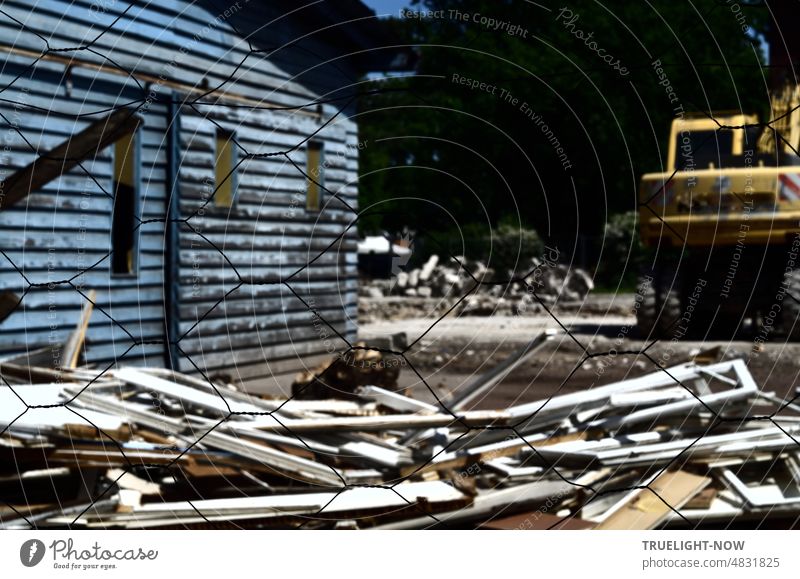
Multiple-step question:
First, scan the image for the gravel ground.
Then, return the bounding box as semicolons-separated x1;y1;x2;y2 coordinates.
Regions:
358;293;800;409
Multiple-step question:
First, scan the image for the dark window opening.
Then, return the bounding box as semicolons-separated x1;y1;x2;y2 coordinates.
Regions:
111;131;138;275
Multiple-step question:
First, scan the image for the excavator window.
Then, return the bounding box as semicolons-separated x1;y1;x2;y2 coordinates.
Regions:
676;130;733;169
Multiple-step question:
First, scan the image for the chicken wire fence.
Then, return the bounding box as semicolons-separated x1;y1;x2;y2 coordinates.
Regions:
0;0;799;530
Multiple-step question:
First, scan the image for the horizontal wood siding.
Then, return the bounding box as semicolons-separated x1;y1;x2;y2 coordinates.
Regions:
0;0;359;387
176;100;359;386
0;55;168;369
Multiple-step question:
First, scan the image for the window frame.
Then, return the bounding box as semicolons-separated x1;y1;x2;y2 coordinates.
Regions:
306;140;324;212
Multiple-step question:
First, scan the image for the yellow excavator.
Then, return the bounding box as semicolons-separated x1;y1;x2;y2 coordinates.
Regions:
636;83;800;340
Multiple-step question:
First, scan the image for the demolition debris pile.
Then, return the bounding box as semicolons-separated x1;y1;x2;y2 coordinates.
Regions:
2;344;799;529
359;254;594;318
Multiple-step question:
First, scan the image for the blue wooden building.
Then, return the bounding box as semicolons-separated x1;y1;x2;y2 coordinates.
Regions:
0;0;412;391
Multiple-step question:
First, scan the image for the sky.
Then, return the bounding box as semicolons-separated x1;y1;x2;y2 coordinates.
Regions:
362;0;413;18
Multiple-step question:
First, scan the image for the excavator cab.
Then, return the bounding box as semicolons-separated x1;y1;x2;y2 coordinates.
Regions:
636;111;800;339
665;114;758;173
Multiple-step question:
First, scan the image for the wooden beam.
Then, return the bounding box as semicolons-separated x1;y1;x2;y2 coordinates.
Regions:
0;45;319;117
0;110;141;211
593;470;711;530
0;290;20;322
62;289;96;369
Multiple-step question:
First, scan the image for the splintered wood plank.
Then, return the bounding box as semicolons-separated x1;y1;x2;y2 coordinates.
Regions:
594;470;711;530
112;367;266;415
62;289;96;369
0;383;127;438
684;486;718;510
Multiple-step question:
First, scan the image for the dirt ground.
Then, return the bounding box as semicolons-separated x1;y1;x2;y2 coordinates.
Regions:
358;292;800;409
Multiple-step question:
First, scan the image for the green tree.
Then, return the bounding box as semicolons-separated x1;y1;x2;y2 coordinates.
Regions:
358;0;768;273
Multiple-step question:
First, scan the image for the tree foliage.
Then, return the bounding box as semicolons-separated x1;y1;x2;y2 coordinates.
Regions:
358;0;768;272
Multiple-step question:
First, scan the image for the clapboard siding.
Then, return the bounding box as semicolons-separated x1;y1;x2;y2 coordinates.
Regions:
0;0;361;386
175;97;359;377
0;0;349;109
0;50;166;367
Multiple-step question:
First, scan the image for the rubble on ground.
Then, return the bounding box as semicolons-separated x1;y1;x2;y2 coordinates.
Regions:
359;255;595;318
2;333;798;529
